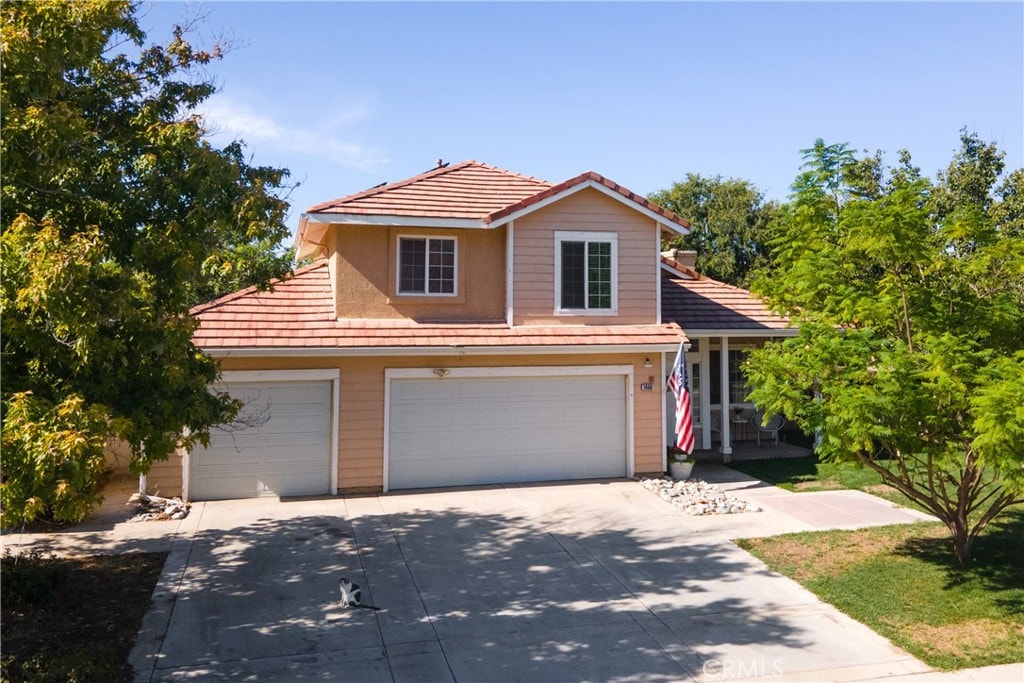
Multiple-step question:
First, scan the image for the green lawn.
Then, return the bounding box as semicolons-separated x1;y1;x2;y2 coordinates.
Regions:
738;508;1024;670
728;455;916;507
729;454;1024;670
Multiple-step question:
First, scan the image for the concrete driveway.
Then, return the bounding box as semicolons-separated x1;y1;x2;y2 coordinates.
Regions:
127;467;948;682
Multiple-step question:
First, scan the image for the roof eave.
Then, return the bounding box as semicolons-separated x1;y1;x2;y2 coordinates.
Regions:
678;327;799;338
294;212;489;261
294;213;324;262
201;342;685;358
306;211;486;228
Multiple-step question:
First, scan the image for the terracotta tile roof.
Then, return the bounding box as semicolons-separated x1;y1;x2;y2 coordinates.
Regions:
305;161;691;230
307;161;552;220
296;160;691;260
192;262;684;351
661;269;792;333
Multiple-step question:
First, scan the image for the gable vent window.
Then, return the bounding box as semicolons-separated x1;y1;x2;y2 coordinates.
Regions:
555;232;617;313
398;237;456;295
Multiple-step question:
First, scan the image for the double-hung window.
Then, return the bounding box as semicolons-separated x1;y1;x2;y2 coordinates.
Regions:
397;237;456;295
555;232;617;313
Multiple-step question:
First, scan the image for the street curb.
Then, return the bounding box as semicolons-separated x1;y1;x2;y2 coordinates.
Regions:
128;508;203;682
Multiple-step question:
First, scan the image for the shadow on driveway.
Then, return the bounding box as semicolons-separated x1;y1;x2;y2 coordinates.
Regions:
132;483;926;681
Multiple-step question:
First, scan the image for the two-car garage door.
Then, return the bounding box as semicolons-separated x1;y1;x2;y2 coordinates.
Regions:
187;367;631;499
386;369;630;491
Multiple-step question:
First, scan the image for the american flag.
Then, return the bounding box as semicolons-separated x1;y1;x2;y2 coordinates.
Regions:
667;340;695;454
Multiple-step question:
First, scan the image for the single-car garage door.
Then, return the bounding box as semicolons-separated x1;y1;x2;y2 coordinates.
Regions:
387;369;629;490
189;378;333;500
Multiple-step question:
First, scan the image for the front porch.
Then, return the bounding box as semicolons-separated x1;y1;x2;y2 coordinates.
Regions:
693;440;812;464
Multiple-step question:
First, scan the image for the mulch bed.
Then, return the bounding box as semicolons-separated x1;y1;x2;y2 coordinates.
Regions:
1;551;167;683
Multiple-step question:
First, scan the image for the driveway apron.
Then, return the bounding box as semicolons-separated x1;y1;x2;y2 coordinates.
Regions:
133;478;934;682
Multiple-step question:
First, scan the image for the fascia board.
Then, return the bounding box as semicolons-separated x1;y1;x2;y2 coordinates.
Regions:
659;262;693;278
683;328;799;338
385;364;635;380
202;343;682;358
303;212;485;229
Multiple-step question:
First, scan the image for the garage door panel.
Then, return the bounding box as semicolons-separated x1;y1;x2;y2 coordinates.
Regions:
392;380;459;401
512;376;613;399
388;373;627;490
391;447;624;489
191;379;332;500
197;435;326;464
390;404;456;429
450;380;513;400
511;397;621;426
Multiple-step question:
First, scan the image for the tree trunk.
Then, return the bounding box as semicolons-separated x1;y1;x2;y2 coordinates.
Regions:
949;517;975;568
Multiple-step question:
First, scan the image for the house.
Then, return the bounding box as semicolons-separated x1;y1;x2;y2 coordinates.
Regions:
142;161;792;501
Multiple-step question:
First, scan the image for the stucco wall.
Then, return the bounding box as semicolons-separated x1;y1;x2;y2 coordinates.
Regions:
330;224;506;321
218;352;665;492
512;188;659;325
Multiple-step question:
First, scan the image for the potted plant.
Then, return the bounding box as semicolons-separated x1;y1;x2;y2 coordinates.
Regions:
667;447;695;480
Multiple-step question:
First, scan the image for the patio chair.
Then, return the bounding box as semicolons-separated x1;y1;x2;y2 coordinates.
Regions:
708;413;721;440
751;412;784;447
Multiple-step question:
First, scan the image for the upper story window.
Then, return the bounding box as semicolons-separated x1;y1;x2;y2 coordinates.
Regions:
397;237;456;296
555;231;617;314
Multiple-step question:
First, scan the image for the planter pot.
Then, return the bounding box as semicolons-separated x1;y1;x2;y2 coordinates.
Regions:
669;461;694;480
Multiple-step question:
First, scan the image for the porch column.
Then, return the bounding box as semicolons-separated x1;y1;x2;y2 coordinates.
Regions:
700;339;712;451
720;335;732;461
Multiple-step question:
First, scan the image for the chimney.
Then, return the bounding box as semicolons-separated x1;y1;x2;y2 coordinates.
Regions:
675;250;697;269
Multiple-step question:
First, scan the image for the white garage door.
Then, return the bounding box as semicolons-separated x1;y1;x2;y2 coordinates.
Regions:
189;379;333;500
387;372;628;490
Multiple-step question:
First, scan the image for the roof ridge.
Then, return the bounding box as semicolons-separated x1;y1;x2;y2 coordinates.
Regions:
468;160;552;187
189;260;329;315
305;161;473;213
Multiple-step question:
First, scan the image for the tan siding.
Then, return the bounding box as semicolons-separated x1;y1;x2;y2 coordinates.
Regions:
146;453;183;498
217;353;664;493
338;361;384;489
104;437;132;470
512;188;658;325
104;437;184;498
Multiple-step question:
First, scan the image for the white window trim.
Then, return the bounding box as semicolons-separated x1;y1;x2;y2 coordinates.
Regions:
395;235;458;297
553;230;618;315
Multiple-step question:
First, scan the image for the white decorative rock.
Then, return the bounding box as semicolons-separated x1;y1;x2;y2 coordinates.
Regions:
638;477;761;516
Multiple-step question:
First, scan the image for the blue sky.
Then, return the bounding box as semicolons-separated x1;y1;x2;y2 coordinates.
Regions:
140;2;1024;232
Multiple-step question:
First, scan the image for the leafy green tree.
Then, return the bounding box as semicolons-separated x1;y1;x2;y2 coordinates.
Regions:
1;1;293;525
747;133;1024;566
649;174;778;286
